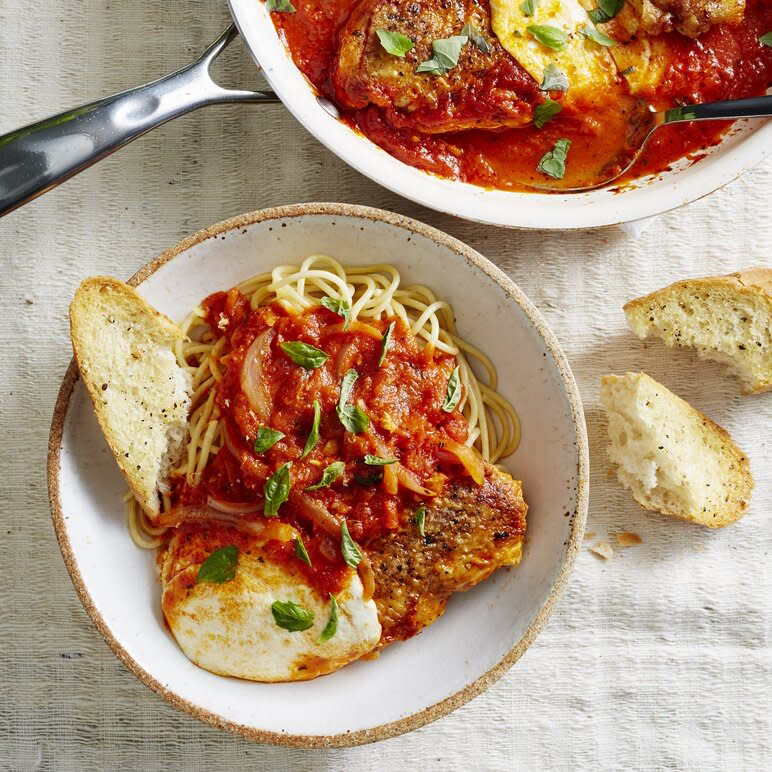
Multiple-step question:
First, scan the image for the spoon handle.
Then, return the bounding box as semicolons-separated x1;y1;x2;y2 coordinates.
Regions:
662;94;772;124
0;25;279;218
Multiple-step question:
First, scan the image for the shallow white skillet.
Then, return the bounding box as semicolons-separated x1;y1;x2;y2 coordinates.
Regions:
48;204;589;745
0;5;769;227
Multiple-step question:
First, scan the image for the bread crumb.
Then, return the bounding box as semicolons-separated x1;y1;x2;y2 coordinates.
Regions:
583;531;596;541
614;531;642;548
591;542;614;560
24;295;34;305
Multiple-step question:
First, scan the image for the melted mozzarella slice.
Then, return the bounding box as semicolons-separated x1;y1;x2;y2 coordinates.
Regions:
489;0;618;100
161;525;381;681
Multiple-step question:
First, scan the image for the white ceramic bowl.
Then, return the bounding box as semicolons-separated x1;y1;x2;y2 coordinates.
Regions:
48;204;589;745
229;0;771;230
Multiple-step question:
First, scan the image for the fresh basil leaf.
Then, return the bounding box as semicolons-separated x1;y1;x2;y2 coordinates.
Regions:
318;594;339;642
364;454;397;466
415;505;426;537
588;0;625;23
460;22;492;53
306;461;345;490
537;138;571;180
294;537;312;566
266;0;296;12
196;545;238;584
301;399;321;459
540;63;569;92
340;521;362;568
320;296;351;327
379;321;395;367
254;426;285;454
527;24;569;51
337;369;370;433
581;26;616;46
376;29;414;57
442;366;462;413
761;31;772;47
519;0;538;16
416;35;468;75
280;341;329;369
264;462;291;516
533;98;563;129
271;600;314;632
354;470;384;486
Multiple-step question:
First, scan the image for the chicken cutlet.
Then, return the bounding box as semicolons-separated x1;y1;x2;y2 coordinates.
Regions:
332;0;540;133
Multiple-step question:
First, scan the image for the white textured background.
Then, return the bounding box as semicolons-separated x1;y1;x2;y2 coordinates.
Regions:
1;2;770;770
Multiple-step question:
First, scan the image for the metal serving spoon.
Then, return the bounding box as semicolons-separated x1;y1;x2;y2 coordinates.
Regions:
535;94;772;192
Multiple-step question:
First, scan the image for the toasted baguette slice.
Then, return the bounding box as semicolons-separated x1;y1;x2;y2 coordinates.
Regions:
600;372;753;528
70;277;192;518
624;268;772;394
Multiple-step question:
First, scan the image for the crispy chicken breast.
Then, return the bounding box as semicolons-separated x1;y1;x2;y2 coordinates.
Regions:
332;0;539;133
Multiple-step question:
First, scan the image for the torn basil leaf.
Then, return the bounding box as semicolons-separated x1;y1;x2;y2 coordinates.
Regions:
533;98;562;129
301;399;321;459
379;321;395;366
760;31;772;48
340;521;363;568
264;462;291;516
527;24;568;51
294;537;312;566
417;35;468;75
364;455;397;466
588;0;625;23
271;600;314;632
376;29;414;57
337;369;370;433
280;340;329;369
415;505;426;537
320;296;352;326
540;63;569;92
519;0;538;16
537;138;571;180
306;461;345;490
460;22;492;54
196;545;238;584
581;26;616;46
254;426;285;454
442;366;462;412
318;594;339;642
266;0;296;12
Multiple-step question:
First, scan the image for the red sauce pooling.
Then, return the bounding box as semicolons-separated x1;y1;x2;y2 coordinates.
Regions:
173;292;469;594
271;0;772;191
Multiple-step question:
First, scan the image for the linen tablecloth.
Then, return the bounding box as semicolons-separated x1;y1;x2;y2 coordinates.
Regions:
1;3;770;769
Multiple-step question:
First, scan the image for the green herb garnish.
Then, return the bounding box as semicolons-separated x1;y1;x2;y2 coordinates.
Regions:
460;22;492;53
580;26;616;47
301;399;321;459
527;25;569;51
340;521;362;568
337;369;370;433
588;0;625;24
442;366;462;412
415;505;426;537
254;427;285;454
318;594;339;642
519;0;538;16
280;341;329;369
364;454;397;466
537;138;571;180
306;460;345;490
533;98;563;129
271;600;314;632
264;462;291;516
376;29;415;57
540;63;569;92
196;545;238;584
294;537;312;566
416;35;468;75
266;0;296;12
320;296;351;327
379;321;395;366
760;31;772;47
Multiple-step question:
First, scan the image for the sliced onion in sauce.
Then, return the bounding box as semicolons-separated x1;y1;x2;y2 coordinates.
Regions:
240;327;274;421
206;495;262;516
324;321;382;340
290;490;341;537
156;504;266;534
357;551;375;602
439;438;485;486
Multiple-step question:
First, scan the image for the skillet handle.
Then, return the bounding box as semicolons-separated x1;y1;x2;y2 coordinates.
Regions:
0;25;279;217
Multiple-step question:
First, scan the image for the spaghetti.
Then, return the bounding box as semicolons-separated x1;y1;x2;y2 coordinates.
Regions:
128;255;520;548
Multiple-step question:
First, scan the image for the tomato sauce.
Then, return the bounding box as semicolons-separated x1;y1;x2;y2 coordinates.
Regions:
172;293;471;594
270;0;772;191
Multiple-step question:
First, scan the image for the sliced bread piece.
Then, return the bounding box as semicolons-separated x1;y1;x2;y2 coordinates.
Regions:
600;372;753;528
70;277;192;518
624;268;772;394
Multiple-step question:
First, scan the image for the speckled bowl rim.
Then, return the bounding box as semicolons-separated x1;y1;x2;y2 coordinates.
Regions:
48;202;589;747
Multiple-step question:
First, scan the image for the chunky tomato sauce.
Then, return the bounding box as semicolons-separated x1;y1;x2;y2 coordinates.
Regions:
171;290;473;594
271;0;772;191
